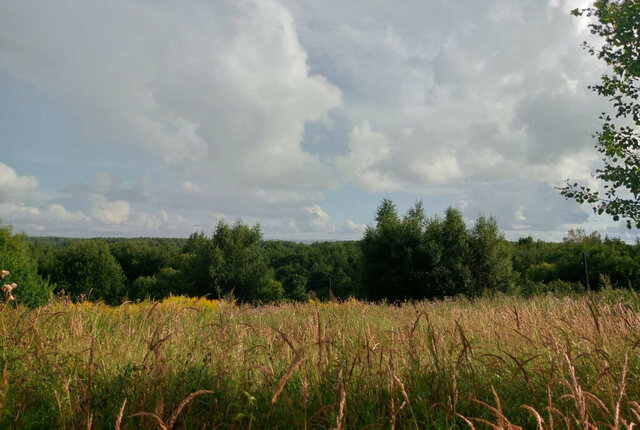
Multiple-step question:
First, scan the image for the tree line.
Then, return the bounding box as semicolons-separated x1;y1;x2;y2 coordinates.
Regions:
3;198;640;307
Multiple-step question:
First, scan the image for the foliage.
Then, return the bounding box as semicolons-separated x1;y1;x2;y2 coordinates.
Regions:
265;240;363;300
109;239;181;286
560;0;640;227
20;213;640;304
50;239;126;305
131;267;182;301
512;229;640;290
362;199;429;300
434;207;474;297
0;222;51;307
469;215;514;294
361;200;513;300
209;221;280;302
178;221;281;302
180;232;216;297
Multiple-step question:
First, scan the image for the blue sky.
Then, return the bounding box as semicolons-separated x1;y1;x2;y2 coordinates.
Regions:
0;0;636;241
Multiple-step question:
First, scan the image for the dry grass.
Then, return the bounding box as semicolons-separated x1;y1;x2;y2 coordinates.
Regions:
1;291;640;428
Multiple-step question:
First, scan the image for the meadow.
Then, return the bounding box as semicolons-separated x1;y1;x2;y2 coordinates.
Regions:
1;290;640;429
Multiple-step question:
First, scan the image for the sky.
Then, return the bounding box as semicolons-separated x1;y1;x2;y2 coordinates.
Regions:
0;0;636;242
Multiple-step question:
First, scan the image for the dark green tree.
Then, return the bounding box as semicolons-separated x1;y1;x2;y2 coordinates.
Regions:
109;239;181;285
131;267;182;300
282;273;308;301
361;199;404;300
51;240;126;305
435;208;472;297
362;200;439;300
210;220;281;302
512;229;640;291
179;232;216;297
560;0;640;227
468;215;513;295
266;240;363;300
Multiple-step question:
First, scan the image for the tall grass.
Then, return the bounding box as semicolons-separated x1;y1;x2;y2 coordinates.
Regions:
1;290;640;428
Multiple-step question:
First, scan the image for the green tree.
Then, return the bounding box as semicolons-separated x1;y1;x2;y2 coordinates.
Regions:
131;267;182;300
435;208;472;297
362;200;440;300
512;229;640;291
560;0;640;227
469;215;513;295
210;221;281;302
0;223;51;307
51;240;126;305
109;239;181;285
180;232;216;297
281;272;308;301
361;199;405;300
362;202;514;300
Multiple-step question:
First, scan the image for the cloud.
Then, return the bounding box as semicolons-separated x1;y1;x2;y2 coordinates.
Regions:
344;218;366;234
0;163;37;200
0;0;341;195
0;202;90;232
286;0;607;235
89;194;131;225
0;0;623;240
337;121;398;192
0;169;195;236
304;204;334;231
0;197;194;237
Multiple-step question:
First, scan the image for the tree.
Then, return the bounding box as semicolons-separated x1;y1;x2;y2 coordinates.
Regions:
109;239;181;285
131;267;182;300
361;199;407;300
560;0;640;227
469;215;513;294
178;222;282;302
281;272;308;301
362;200;514;300
180;232;216;297
362;200;445;300
0;222;51;307
51;240;126;305
435;208;472;297
211;221;282;302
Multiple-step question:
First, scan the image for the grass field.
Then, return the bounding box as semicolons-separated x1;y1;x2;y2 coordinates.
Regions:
1;290;640;429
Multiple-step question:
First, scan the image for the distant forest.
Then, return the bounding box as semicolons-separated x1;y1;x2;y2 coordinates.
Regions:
3;199;640;307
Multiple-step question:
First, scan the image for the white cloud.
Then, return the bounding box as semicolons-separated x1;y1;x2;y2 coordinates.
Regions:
0;202;41;219
304;204;334;231
287;0;607;235
344;218;366;234
0;163;37;200
523;150;600;188
337;121;399;192
0;0;341;198
45;204;91;225
89;194;131;225
0;197;193;237
0;202;90;232
0;0;622;240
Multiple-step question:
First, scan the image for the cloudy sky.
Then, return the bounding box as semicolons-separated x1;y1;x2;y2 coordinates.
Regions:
0;0;634;241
